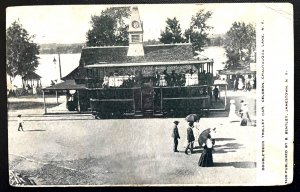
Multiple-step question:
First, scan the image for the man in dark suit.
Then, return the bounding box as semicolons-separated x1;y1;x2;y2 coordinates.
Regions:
185;122;195;154
172;121;180;152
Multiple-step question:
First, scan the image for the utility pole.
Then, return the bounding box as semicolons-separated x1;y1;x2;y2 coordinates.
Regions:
53;50;62;83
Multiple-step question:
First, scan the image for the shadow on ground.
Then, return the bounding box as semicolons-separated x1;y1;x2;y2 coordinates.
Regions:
192;140;243;154
215;138;236;141
213;161;256;168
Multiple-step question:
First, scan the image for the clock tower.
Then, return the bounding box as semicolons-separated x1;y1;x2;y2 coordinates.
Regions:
127;6;144;57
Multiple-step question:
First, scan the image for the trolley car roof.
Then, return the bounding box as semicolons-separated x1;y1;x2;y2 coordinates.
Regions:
84;59;213;68
80;43;199;66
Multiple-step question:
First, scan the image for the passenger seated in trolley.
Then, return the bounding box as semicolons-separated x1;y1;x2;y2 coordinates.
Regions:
102;75;109;88
159;70;168;87
103;72;136;88
185;69;198;86
154;71;160;86
170;70;178;86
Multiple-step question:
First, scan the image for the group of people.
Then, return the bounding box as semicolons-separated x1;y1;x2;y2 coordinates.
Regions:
172;120;215;167
155;70;186;87
232;75;255;92
228;99;252;126
100;69;213;88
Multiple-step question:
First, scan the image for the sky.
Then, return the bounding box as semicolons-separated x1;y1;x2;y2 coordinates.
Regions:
6;3;260;44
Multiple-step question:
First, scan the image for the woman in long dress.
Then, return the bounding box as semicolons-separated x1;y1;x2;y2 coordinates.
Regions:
198;134;214;167
228;99;239;122
240;102;251;126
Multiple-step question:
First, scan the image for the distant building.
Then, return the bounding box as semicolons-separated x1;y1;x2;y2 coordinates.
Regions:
217;62;256;90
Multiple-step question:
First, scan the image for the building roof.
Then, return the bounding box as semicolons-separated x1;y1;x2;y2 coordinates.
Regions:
61;67;80;80
43;80;86;90
23;71;41;80
217;68;255;75
79;43;195;66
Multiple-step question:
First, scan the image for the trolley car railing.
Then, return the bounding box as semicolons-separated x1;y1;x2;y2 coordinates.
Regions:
89;85;211;118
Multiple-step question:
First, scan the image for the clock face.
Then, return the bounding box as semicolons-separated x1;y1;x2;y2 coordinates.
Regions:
132;21;140;28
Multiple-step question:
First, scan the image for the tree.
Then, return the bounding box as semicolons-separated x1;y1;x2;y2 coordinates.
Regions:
224;22;256;69
184;9;213;52
159;17;185;44
6;20;40;87
86;7;131;46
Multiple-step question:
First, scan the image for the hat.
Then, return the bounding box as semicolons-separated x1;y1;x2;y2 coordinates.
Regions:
230;99;235;104
17;115;21;117
173;121;179;124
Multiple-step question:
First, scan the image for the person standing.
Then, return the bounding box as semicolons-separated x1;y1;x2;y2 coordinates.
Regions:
228;99;239;122
172;121;180;152
213;86;219;102
17;115;24;131
193;119;201;147
185;122;195;154
198;134;214;167
240;102;251;126
33;84;37;95
234;77;239;91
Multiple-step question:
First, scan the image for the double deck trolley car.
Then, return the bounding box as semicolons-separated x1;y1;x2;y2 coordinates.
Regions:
86;59;214;118
43;7;215;118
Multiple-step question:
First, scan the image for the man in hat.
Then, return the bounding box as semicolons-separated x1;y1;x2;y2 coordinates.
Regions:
185;122;195;154
17;115;24;131
172;121;180;152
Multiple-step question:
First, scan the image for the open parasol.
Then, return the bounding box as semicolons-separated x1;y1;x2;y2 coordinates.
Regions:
198;128;212;147
185;114;199;122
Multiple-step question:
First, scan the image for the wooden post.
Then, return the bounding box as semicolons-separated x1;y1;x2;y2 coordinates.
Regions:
43;91;47;114
224;85;227;110
206;63;208;73
140;87;143;111
58;53;62;80
77;90;81;113
160;87;163;113
132;88;135;113
56;91;58;104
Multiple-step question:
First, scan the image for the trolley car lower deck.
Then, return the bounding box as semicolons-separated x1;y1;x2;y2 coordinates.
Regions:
89;85;210;118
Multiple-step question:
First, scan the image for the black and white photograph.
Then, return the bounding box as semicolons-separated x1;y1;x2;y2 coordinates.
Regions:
6;3;293;186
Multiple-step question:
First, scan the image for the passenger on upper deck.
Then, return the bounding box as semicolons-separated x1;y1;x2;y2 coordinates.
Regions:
102;75;109;88
154;71;160;86
170;70;178;86
159;71;168;87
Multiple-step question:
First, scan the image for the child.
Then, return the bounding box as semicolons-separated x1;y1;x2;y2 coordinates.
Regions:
17;115;24;131
172;121;180;152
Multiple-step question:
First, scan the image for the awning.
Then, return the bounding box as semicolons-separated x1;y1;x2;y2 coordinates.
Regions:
42;80;87;90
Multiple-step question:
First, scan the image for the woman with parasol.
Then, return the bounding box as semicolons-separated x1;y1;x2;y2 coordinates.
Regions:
198;134;214;167
198;127;216;148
